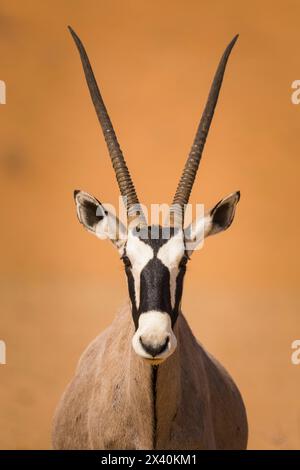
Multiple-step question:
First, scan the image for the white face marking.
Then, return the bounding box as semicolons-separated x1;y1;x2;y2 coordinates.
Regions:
157;231;185;308
132;311;177;362
126;230;154;309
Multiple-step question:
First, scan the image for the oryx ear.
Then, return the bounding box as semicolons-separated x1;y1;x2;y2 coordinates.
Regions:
74;190;127;249
185;191;240;253
205;191;240;236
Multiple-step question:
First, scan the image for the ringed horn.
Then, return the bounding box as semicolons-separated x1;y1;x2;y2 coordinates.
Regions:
68;26;145;226
170;34;238;225
69;26;238;228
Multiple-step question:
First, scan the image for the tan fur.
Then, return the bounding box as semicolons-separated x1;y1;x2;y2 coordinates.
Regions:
52;302;248;449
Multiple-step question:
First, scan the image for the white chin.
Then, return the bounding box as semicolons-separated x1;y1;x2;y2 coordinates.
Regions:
132;311;177;362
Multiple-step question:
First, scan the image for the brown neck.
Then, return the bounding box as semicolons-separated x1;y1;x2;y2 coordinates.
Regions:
124;307;189;449
109;303;212;449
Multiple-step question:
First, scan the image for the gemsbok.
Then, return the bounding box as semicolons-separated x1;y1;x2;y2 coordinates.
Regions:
52;27;248;450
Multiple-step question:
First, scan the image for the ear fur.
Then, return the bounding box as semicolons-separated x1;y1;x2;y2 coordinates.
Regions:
184;191;240;253
74;190;127;249
74;190;106;234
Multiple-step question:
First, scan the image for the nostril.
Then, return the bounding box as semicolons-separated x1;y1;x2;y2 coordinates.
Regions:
139;336;170;357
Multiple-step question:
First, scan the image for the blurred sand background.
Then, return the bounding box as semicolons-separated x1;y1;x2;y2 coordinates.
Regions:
0;0;300;449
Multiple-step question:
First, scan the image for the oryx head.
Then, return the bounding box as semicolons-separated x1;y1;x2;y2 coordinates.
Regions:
69;27;240;364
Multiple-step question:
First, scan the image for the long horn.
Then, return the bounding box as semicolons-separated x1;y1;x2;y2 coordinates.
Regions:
68;26;144;223
171;35;238;223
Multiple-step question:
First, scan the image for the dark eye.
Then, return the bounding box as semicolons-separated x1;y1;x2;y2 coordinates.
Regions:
179;255;189;269
122;255;132;269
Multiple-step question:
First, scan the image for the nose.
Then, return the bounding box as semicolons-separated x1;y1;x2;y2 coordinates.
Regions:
139;335;170;358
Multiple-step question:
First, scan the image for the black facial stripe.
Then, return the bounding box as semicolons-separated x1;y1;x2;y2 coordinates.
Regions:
174;264;186;316
124;226;188;329
125;264;186;329
139;258;172;315
125;267;139;328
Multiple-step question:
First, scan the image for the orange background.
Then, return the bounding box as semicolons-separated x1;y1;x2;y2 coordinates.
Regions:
0;0;300;449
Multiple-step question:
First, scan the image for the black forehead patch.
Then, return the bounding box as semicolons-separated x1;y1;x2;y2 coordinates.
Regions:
132;225;181;254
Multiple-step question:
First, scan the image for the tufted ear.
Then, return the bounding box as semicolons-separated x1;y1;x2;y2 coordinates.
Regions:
184;191;240;253
74;190;127;249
